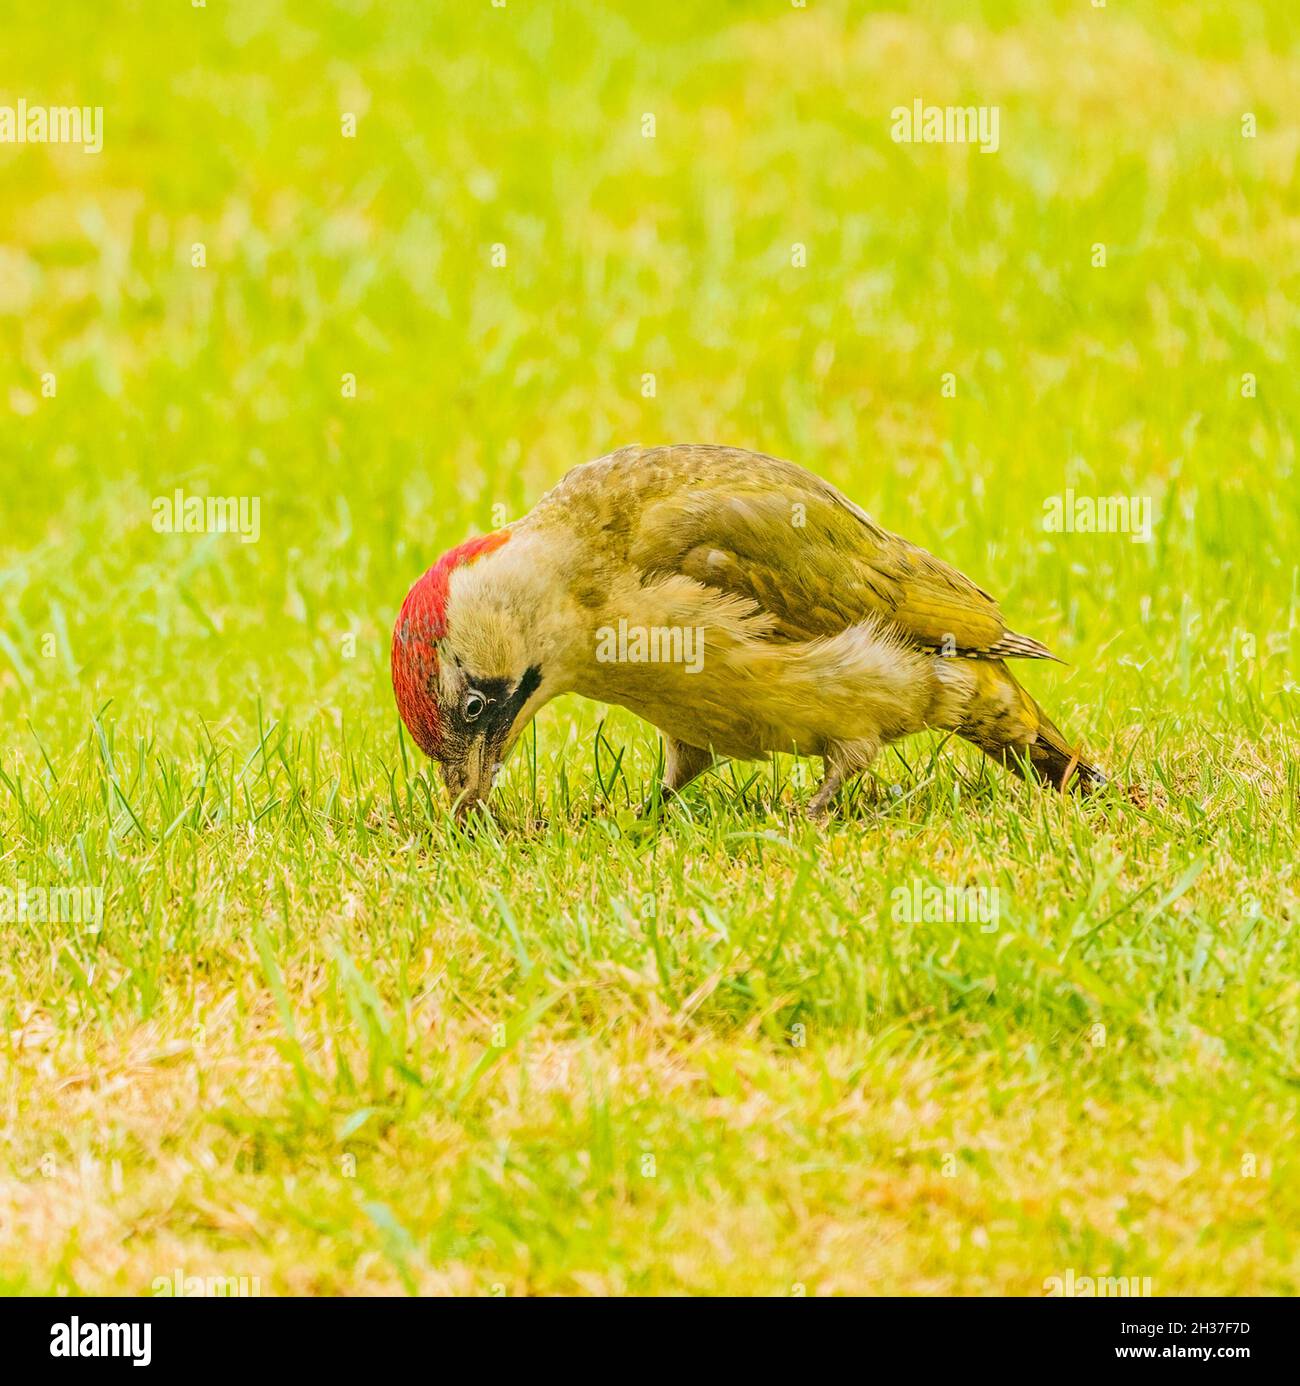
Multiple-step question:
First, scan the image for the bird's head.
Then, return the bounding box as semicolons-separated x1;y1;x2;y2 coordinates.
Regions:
391;529;549;821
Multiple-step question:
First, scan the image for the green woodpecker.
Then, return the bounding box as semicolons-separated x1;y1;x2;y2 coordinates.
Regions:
391;444;1103;820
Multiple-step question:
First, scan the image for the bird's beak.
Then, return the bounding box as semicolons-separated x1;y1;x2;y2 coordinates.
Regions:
441;736;507;823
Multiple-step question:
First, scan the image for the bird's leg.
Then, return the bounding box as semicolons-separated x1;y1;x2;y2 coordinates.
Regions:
806;739;879;821
805;766;845;820
643;738;712;814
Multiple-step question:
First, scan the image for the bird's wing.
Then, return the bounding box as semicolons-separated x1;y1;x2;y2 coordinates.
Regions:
574;444;1051;658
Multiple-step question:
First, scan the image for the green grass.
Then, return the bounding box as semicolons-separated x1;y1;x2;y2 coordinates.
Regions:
2;0;1298;1294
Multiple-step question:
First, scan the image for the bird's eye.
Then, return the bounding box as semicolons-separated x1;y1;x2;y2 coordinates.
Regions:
464;690;487;722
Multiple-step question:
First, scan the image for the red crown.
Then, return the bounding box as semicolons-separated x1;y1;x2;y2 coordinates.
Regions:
391;530;511;758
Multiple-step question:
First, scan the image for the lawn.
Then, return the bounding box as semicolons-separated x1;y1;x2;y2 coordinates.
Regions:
1;0;1298;1295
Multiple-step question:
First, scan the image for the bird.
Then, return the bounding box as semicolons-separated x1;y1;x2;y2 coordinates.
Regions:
390;444;1104;822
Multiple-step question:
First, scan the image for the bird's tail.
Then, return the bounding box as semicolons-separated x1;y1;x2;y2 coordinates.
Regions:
934;658;1105;793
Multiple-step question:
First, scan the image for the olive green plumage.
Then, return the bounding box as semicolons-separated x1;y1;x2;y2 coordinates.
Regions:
520;444;1102;809
532;443;1046;655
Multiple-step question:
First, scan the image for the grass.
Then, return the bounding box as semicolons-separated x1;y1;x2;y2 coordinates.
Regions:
1;0;1298;1295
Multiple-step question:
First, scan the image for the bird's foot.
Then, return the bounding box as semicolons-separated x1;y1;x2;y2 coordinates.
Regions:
805;775;843;822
